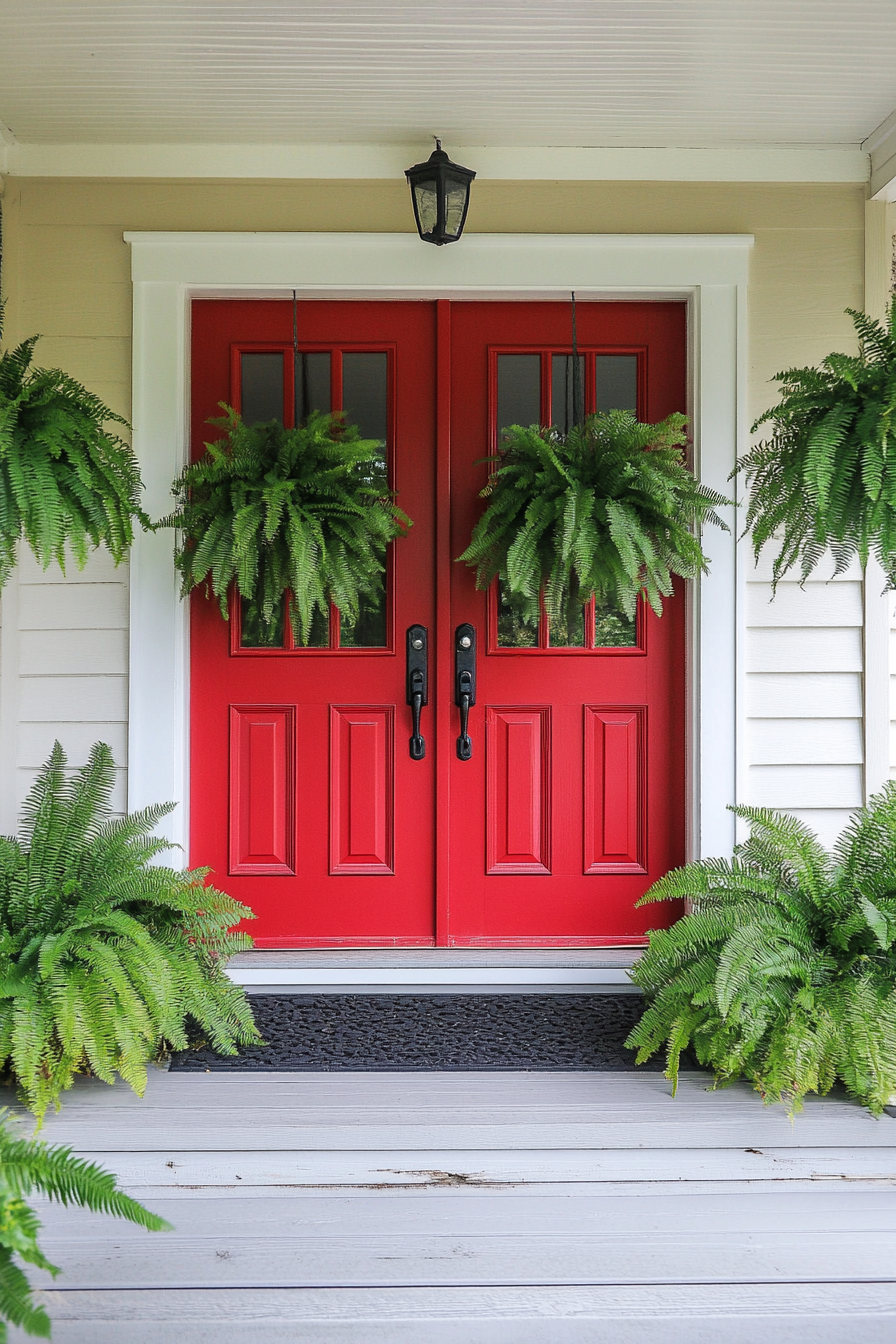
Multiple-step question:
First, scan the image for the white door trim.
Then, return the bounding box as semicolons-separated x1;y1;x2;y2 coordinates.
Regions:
126;231;752;878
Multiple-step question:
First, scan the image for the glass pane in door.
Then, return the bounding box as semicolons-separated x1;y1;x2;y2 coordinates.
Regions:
595;355;638;412
550;354;586;433
340;352;389;647
496;582;538;648
296;351;331;423
497;354;541;433
240;352;284;424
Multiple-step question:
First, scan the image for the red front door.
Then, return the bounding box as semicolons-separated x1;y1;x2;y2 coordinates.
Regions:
190;299;685;947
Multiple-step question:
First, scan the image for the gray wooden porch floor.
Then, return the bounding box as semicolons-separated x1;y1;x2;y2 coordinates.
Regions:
5;1068;896;1341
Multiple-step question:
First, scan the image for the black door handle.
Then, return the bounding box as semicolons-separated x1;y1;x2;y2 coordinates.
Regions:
406;625;428;760
454;623;476;761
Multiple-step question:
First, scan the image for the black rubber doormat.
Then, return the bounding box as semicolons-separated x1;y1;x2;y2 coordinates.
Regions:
170;993;667;1072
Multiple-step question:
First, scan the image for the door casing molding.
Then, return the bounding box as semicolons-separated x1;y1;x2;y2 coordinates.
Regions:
126;231;752;877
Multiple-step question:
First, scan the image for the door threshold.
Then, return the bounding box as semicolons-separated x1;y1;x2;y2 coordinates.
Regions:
226;946;642;993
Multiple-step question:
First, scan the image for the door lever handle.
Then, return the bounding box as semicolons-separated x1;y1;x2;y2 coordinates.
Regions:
406;625;428;760
454;623;477;761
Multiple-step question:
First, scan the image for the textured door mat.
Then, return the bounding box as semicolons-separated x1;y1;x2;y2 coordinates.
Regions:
170;993;671;1072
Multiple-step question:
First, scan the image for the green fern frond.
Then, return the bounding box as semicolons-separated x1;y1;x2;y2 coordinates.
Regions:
0;1110;168;1338
0;333;148;588
458;410;729;630
0;743;261;1123
739;302;896;587
627;784;896;1113
161;408;412;644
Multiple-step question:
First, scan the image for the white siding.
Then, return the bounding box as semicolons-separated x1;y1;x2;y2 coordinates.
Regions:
745;550;864;849
888;615;896;781
5;549;129;824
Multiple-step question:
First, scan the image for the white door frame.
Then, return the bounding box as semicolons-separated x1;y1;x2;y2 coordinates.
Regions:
126;231;752;879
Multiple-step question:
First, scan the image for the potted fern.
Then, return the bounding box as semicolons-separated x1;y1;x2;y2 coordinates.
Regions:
457;410;729;631
627;792;896;1113
738;300;896;587
0;330;147;584
0;742;260;1122
164;407;411;644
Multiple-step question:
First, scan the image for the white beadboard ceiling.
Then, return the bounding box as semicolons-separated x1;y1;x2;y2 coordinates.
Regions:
1;0;895;150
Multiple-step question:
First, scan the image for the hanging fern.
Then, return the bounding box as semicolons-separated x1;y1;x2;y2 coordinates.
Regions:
0;332;147;586
0;742;260;1122
163;408;411;644
457;411;729;629
739;300;896;587
626;792;896;1113
0;1111;169;1339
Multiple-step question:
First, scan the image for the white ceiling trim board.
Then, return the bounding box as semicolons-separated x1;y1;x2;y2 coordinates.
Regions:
865;108;896;200
2;141;869;184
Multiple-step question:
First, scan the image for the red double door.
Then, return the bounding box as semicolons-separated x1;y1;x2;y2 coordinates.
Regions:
190;299;685;947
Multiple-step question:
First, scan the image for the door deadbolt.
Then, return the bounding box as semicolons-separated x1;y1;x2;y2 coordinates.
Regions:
454;623;477;761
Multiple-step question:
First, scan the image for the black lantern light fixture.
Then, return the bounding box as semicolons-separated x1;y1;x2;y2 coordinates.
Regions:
405;139;476;246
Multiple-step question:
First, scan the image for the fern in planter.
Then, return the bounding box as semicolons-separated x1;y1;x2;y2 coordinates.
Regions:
163;408;411;644
0;332;147;586
739;300;896;587
0;742;260;1122
626;792;896;1113
0;1113;169;1339
457;411;729;630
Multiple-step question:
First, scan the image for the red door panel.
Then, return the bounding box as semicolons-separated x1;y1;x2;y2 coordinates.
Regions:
445;302;685;944
190;298;685;946
229;705;296;875
190;301;437;946
486;707;552;875
584;706;647;874
329;705;395;875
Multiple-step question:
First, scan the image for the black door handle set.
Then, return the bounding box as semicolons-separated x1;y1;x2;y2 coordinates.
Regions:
405;623;477;762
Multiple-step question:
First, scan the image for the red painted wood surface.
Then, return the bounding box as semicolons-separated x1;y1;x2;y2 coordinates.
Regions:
190;298;685;946
190;301;436;946
445;302;686;944
229;706;295;875
329;706;394;875
486;708;551;875
584;707;647;874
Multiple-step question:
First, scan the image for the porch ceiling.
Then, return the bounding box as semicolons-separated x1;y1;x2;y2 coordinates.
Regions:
1;0;895;151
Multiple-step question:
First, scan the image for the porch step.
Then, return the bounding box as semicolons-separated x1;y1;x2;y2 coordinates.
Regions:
226;947;642;994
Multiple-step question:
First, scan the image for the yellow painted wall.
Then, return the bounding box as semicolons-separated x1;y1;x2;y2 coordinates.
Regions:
0;177;866;428
0;176;869;839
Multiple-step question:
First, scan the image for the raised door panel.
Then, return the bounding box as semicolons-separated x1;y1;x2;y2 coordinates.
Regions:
486;707;551;874
584;706;646;874
329;706;395;875
229;706;296;875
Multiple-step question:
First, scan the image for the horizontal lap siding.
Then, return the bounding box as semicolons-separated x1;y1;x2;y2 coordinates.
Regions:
890;616;896;782
746;558;863;848
13;549;128;817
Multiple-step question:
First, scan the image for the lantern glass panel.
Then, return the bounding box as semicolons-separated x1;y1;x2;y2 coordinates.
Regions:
444;176;469;238
413;180;439;237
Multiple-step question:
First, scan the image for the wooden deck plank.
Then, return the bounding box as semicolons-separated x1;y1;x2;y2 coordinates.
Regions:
30;1187;896;1238
91;1177;896;1200
1;1069;877;1113
62;1146;896;1187
11;1314;896;1344
19;1113;895;1150
11;1066;896;1339
27;1227;896;1289
226;949;642;968
19;1282;896;1321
